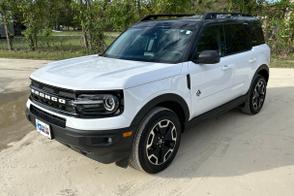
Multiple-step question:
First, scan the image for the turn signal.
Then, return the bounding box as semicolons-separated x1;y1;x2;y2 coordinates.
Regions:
122;131;133;138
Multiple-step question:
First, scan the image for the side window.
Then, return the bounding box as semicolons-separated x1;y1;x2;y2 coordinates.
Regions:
224;24;251;55
250;22;265;46
196;25;224;57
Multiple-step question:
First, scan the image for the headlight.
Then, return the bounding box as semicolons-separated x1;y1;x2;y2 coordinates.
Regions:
103;95;118;112
72;92;123;117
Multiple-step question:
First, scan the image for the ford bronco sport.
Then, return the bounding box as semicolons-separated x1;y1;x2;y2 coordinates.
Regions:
26;12;270;173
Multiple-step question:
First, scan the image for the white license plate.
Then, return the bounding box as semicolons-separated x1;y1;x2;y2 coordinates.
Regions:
35;119;52;139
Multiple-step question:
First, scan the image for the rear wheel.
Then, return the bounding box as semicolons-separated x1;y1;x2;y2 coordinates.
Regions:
241;75;267;114
130;107;181;173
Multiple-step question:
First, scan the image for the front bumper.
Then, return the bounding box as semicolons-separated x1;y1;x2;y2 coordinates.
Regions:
25;106;133;164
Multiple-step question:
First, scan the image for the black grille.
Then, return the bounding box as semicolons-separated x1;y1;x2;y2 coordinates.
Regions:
30;105;66;128
31;80;76;99
30;80;78;116
29;80;124;118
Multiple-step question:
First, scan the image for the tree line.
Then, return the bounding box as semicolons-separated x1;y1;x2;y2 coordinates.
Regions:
0;0;293;57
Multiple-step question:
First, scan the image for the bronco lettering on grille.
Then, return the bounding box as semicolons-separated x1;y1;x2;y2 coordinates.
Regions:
31;89;66;104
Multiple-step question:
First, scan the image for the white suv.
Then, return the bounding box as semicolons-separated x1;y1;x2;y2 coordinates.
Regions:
26;13;270;173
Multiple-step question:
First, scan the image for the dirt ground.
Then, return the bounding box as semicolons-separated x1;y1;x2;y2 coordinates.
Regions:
0;58;50;151
0;58;294;196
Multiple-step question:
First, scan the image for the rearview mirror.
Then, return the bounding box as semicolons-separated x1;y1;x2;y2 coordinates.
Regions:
195;50;220;64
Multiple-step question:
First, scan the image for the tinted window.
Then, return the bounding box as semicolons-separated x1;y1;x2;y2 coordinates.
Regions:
250;22;265;46
224;23;251;55
196;25;224;57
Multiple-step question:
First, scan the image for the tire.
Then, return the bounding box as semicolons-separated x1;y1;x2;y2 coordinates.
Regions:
241;74;267;115
129;107;182;173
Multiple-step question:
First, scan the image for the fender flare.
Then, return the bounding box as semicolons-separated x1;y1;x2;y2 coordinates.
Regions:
130;93;190;129
254;64;269;81
246;64;269;95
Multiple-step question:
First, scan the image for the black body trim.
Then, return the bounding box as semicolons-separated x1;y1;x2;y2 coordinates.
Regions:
130;93;190;129
255;64;269;79
26;106;133;164
30;105;66;128
186;94;247;129
186;74;191;90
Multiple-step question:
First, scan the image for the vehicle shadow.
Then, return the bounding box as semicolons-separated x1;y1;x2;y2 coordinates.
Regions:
158;86;294;178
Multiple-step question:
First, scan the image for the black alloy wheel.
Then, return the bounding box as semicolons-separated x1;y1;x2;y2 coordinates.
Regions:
130;107;182;173
145;119;177;165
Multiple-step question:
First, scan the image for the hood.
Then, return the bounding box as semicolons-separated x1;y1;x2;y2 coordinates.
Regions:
30;55;183;90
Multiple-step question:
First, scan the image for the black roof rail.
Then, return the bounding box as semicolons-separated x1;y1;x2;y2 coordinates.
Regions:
141;14;195;21
203;12;252;19
139;12;253;23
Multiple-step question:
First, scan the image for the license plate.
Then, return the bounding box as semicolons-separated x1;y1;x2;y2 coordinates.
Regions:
35;119;52;139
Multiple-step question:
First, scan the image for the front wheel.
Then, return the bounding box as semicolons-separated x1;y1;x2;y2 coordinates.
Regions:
129;107;182;173
241;75;267;114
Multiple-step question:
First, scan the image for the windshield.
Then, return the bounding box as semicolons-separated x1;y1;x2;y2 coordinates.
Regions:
103;25;196;63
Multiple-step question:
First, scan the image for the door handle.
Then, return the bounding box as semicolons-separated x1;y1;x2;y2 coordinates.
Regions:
249;58;256;63
222;64;232;71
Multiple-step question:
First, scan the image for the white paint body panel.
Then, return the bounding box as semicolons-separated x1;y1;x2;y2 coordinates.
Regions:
185;44;270;118
27;44;270;131
30;55;182;90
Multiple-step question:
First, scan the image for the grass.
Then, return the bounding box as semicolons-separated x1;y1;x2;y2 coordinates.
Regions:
0;31;115;60
50;31;119;37
51;30;83;37
270;56;294;68
0;49;87;60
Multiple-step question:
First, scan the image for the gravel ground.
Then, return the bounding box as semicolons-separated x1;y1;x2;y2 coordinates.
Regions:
0;58;294;196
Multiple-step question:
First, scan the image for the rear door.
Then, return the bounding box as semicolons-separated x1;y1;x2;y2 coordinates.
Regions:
222;23;253;97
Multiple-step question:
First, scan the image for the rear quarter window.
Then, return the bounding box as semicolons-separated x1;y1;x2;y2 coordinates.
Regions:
249;21;265;46
224;23;251;56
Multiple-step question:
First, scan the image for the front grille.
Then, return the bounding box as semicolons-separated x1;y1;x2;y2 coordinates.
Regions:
31;80;76;99
29;80;124;118
30;105;66;128
30;80;78;116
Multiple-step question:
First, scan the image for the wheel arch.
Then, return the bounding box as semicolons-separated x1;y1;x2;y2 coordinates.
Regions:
255;64;269;83
130;93;190;132
246;64;269;96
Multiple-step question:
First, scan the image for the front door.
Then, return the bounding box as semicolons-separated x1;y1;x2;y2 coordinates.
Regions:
188;24;234;118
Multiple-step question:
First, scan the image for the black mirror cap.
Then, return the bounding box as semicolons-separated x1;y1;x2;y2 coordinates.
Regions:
195;50;220;64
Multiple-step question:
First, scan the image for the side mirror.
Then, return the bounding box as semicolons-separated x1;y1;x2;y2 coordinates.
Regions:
195;50;220;64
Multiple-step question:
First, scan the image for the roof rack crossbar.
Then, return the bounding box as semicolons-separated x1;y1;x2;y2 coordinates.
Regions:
141;14;195;21
203;12;252;19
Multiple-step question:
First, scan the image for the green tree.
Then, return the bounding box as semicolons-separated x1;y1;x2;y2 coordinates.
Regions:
0;0;16;50
153;0;191;13
227;0;261;14
105;0;138;31
18;0;50;50
48;0;75;30
260;0;294;56
72;0;108;53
